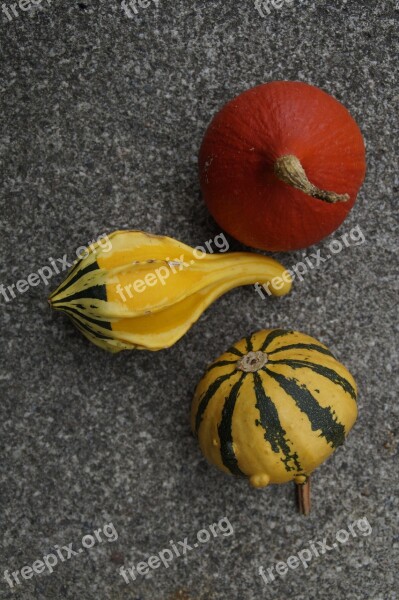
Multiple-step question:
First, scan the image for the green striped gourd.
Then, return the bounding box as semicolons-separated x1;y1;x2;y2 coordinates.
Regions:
48;231;291;352
191;329;357;488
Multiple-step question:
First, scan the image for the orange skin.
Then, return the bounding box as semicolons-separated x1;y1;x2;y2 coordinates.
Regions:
199;81;366;251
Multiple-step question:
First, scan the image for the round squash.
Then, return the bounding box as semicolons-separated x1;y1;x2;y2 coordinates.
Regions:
191;329;358;488
199;81;366;251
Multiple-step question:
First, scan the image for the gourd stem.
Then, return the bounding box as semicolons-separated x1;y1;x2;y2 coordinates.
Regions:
296;477;311;516
274;155;349;204
237;351;268;372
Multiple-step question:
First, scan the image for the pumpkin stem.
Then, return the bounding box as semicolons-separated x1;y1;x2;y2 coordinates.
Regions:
296;476;311;516
274;155;349;204
237;351;268;372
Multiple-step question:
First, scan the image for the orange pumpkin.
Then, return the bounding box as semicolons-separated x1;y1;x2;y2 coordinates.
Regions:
199;81;366;251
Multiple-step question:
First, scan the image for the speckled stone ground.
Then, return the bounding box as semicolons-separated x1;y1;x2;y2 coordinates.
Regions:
0;1;398;599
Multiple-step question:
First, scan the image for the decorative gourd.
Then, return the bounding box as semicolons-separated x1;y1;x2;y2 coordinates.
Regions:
191;329;357;493
48;231;291;353
199;81;366;251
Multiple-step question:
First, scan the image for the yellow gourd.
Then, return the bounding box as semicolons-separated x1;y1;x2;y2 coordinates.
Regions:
191;329;357;488
49;231;292;352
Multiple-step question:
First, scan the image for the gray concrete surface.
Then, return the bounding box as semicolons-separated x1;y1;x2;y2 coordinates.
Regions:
0;1;398;599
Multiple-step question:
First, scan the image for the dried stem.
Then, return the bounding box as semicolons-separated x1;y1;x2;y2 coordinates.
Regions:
274;155;349;204
296;477;311;516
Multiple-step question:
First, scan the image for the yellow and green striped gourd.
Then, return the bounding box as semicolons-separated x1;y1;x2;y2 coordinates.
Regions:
191;329;357;488
49;231;291;353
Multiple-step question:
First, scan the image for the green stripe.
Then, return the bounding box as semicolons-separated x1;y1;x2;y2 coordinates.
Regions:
268;343;335;359
50;260;107;305
270;359;356;399
58;305;112;331
51;256;83;292
70;315;114;341
51;260;98;297
265;368;346;448
260;329;293;352
218;374;246;476
226;345;243;357
195;371;236;435
53;283;107;305
253;372;301;472
245;335;253;352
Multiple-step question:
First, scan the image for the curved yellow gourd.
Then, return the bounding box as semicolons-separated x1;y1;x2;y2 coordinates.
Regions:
191;329;358;487
48;231;292;352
